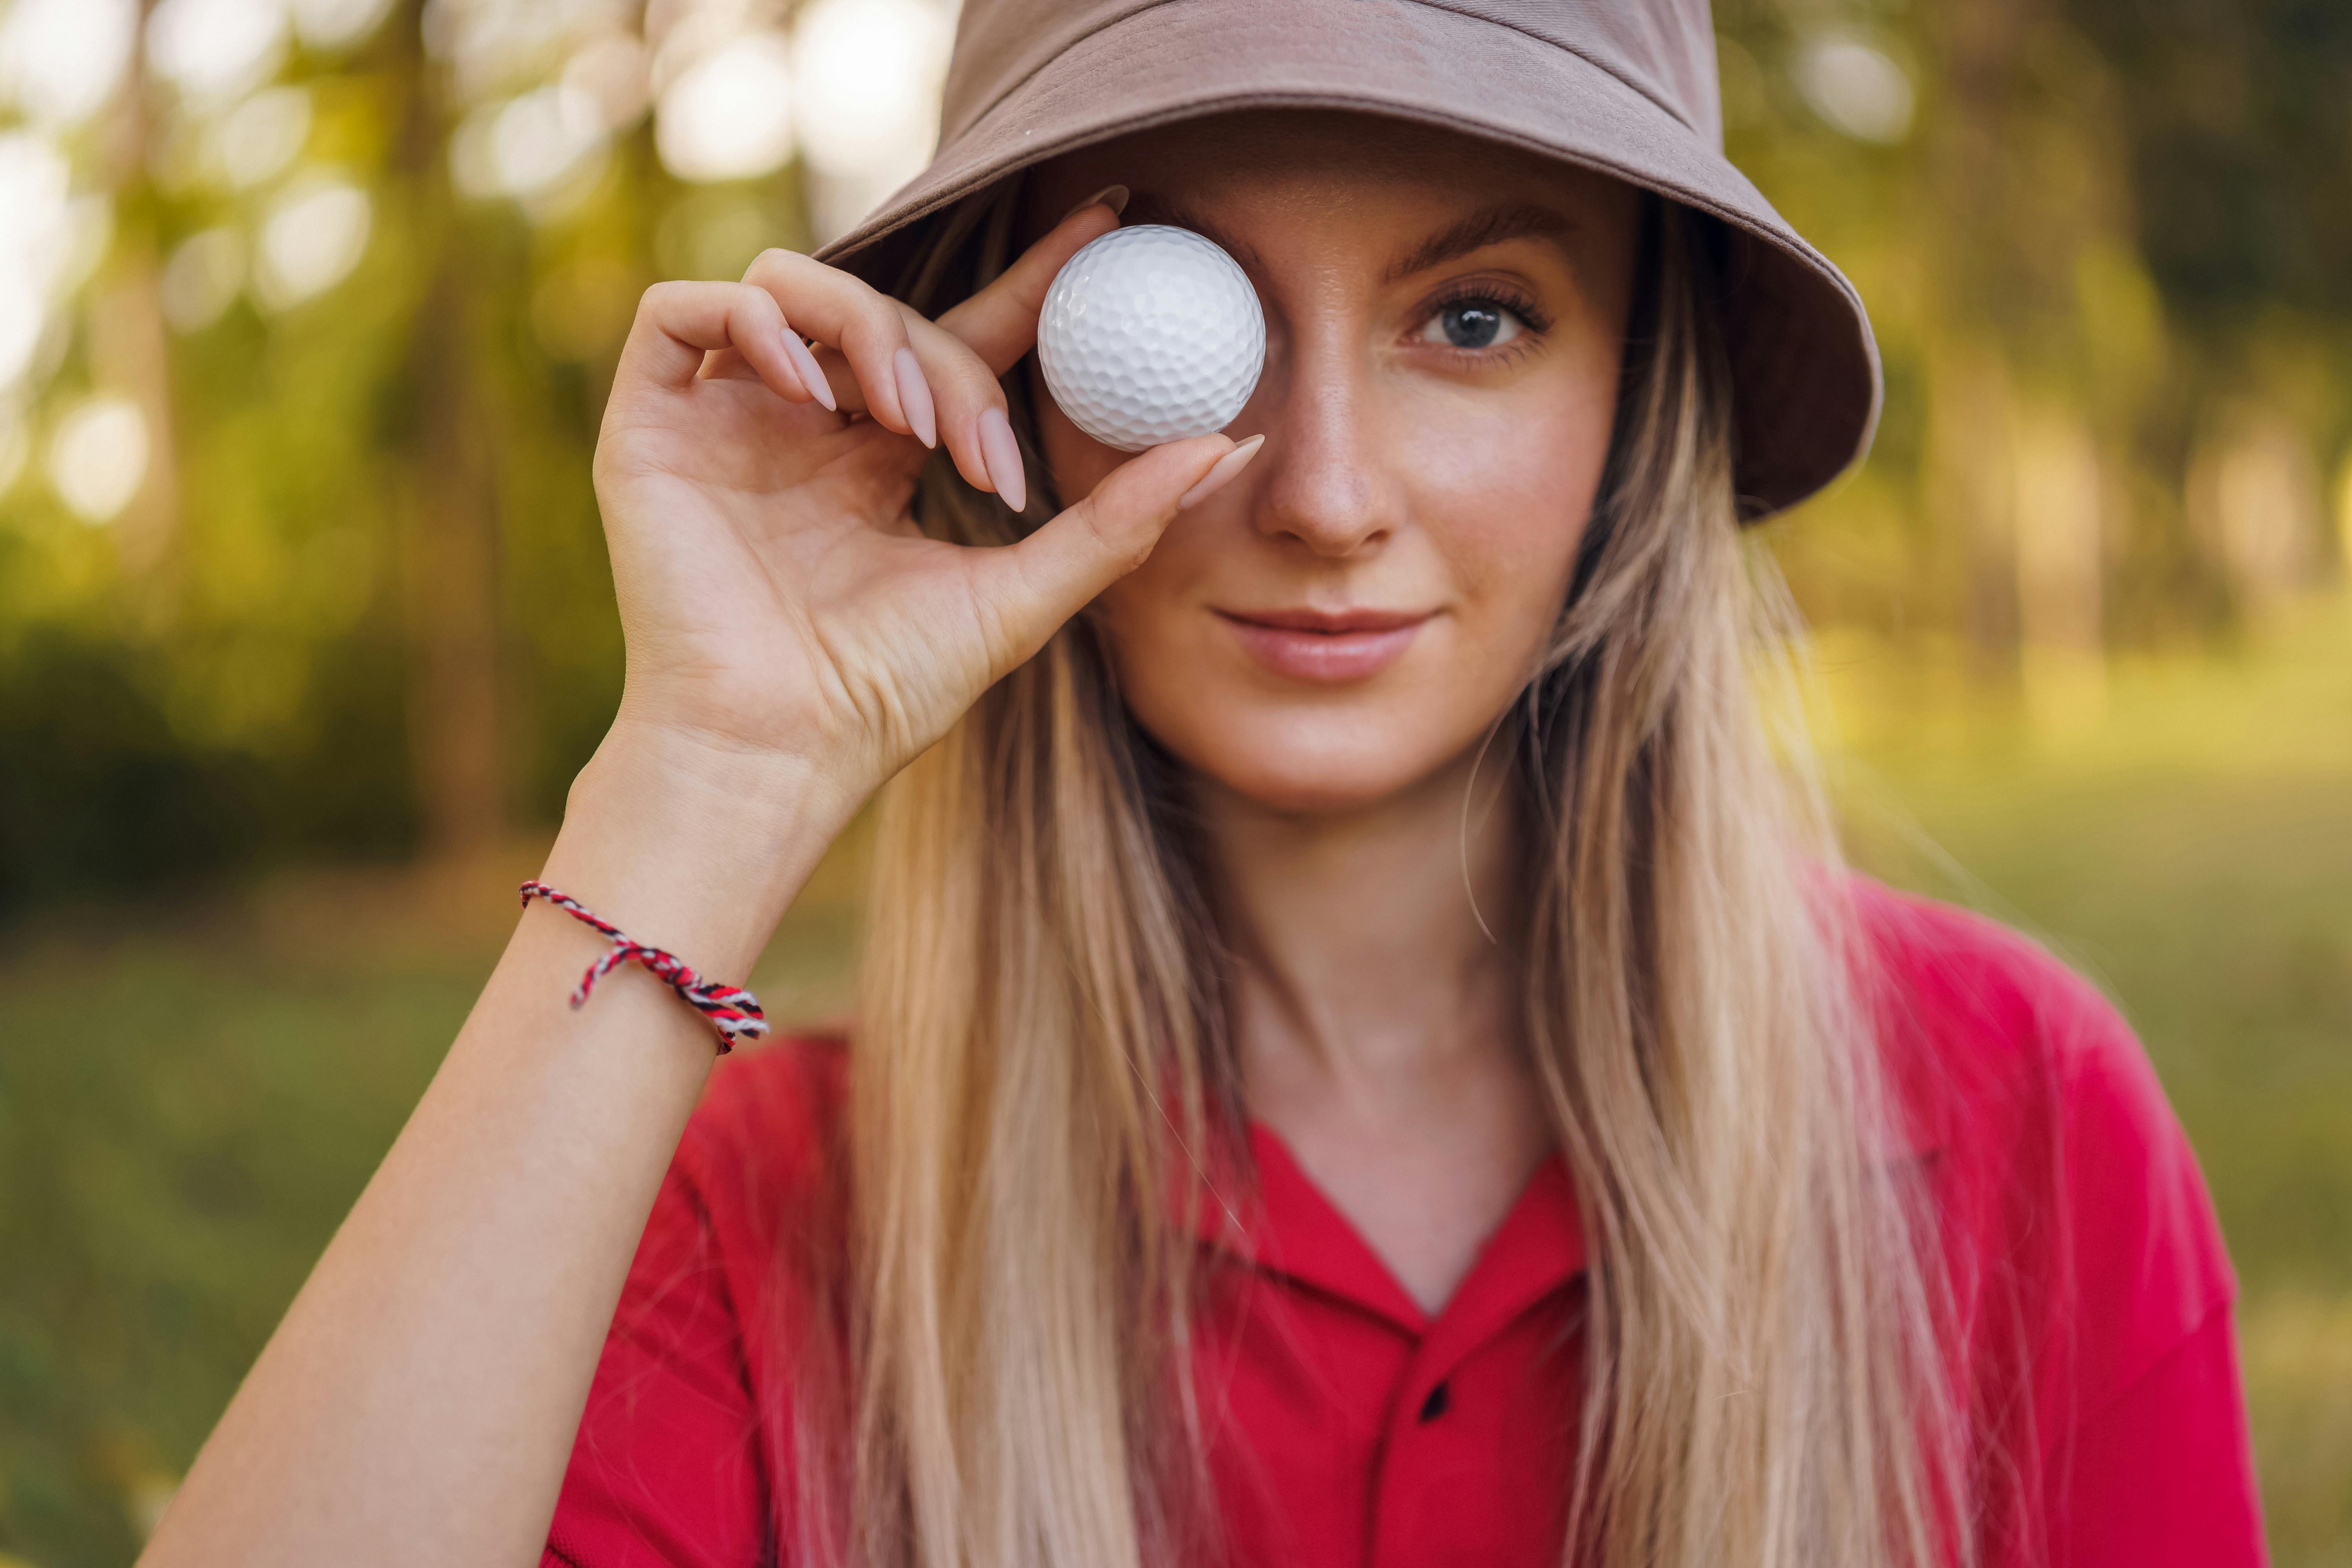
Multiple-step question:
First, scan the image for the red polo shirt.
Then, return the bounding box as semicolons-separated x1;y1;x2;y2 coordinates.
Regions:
542;880;2267;1567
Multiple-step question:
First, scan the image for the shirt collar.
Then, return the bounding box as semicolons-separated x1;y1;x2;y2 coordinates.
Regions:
1187;1123;1588;1342
1179;1076;1933;1341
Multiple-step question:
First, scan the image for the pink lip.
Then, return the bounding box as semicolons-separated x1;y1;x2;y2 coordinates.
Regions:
1215;607;1434;682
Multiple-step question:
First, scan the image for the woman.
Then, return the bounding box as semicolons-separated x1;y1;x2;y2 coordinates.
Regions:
144;4;2265;1567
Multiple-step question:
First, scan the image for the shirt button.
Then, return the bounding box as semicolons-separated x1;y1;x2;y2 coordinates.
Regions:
1418;1381;1451;1423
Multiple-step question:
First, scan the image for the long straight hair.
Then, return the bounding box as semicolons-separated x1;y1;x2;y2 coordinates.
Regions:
817;172;1966;1568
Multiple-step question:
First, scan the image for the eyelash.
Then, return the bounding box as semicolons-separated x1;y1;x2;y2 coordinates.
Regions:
1417;281;1553;362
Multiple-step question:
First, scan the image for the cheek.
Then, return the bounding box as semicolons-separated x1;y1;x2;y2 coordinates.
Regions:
1078;347;1621;811
1405;362;1618;639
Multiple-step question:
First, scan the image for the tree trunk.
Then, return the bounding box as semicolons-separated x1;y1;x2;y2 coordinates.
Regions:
392;0;506;859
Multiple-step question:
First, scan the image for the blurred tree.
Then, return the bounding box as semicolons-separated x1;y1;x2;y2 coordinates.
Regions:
0;0;2335;908
1717;0;2352;674
0;0;2348;1559
392;0;508;857
2064;0;2352;618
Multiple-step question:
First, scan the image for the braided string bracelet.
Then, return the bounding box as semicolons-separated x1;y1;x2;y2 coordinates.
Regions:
519;880;768;1053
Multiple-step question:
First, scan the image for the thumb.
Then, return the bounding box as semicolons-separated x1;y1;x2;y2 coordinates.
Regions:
975;432;1265;669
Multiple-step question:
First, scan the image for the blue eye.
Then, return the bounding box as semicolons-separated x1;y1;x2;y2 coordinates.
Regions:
1418;296;1528;351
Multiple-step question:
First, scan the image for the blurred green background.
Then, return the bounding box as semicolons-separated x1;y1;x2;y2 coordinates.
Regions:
1;0;2348;1563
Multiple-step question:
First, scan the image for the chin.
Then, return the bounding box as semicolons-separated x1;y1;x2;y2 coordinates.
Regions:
1142;700;1471;817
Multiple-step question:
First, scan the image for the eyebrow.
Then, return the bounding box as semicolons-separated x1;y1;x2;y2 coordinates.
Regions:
1379;201;1578;285
1125;194;1576;287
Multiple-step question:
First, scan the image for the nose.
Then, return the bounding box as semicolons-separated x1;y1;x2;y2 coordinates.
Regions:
1243;324;1403;558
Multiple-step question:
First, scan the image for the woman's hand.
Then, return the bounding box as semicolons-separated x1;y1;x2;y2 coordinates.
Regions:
589;197;1257;808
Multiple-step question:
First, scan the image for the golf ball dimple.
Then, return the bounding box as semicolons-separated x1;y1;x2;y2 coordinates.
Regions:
1036;224;1267;452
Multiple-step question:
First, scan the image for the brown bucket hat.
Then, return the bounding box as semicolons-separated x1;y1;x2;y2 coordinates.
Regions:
811;0;1880;523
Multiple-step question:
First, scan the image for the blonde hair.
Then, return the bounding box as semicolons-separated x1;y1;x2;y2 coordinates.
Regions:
818;173;1965;1568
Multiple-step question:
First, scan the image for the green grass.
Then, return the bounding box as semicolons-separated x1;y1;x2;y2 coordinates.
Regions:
0;930;487;1564
2;606;2348;1564
1825;595;2352;1563
0;846;868;1568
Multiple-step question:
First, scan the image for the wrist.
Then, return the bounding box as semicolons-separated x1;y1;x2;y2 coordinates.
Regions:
536;722;866;981
583;717;867;828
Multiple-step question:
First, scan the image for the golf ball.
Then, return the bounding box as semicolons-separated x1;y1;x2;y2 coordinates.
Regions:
1036;224;1267;452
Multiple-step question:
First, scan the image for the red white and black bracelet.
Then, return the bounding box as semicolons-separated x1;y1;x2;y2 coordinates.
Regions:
519;880;768;1053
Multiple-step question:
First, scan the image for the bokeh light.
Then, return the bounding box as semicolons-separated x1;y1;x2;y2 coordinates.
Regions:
655;30;797;185
451;82;608;202
792;0;951;175
0;130;107;394
146;0;290;105
46;392;149;523
290;0;392;53
1792;32;1915;145
0;0;136;127
254;175;371;309
793;0;954;240
0;135;69;389
161;226;247;333
214;85;312;190
2;3;2350;1564
562;31;650;133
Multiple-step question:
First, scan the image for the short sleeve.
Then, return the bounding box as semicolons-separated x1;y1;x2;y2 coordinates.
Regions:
2040;976;2263;1564
2053;1303;2267;1566
543;1148;769;1568
1850;881;2265;1568
2047;964;2239;1410
542;1038;850;1568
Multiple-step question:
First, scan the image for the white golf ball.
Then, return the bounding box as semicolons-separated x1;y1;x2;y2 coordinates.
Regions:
1035;224;1267;452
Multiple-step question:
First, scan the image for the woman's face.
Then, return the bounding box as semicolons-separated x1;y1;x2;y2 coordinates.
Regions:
1024;112;1641;814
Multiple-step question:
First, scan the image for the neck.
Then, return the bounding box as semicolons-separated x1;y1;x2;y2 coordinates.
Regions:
1198;743;1523;1089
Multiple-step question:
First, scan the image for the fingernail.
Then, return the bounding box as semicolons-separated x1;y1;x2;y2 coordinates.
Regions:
979;406;1027;514
1059;183;1130;224
893;347;937;448
771;328;809;397
782;331;833;410
1178;434;1265;510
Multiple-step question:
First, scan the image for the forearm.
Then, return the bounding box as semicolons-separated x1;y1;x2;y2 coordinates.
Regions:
142;731;860;1568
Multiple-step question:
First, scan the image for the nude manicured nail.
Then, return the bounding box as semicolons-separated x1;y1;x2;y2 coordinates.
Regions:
893;347;938;448
769;332;809;398
1178;434;1265;510
781;330;833;410
1059;183;1130;224
979;406;1027;513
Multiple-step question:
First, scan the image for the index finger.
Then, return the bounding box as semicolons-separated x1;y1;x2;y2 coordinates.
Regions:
933;186;1128;375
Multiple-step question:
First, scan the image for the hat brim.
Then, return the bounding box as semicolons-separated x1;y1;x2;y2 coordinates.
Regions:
813;0;1880;523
